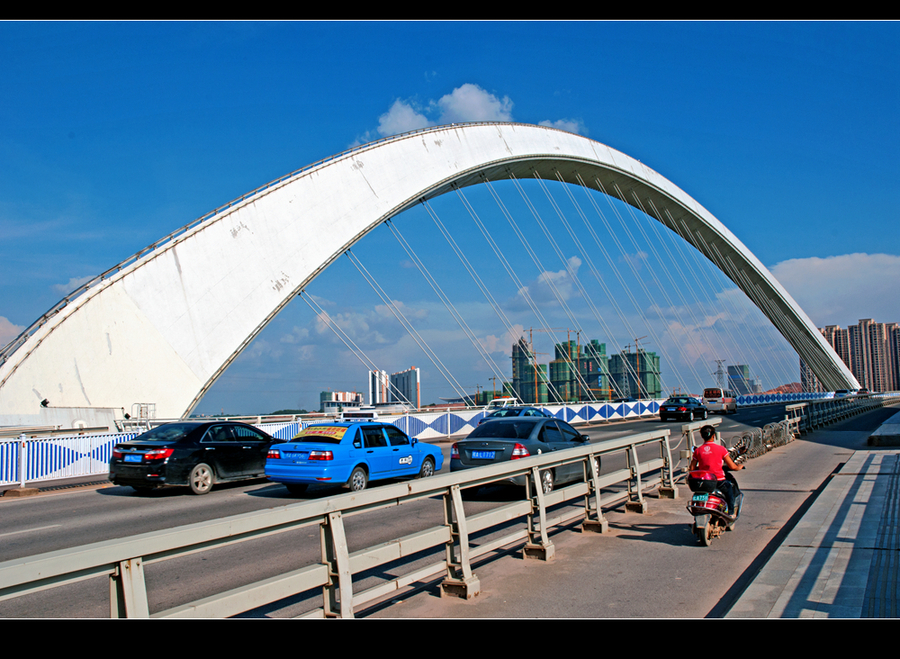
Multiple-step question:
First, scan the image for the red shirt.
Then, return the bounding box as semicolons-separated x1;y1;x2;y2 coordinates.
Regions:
693;441;728;480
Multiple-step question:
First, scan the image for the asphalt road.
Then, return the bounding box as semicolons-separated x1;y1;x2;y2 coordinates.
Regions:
1;403;879;618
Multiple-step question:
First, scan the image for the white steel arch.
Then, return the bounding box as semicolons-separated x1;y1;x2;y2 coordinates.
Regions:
0;123;858;420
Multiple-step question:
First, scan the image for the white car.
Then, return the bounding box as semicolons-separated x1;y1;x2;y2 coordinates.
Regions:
702;387;737;414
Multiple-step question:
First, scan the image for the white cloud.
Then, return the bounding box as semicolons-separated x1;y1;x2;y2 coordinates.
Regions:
376;99;431;137
511;256;583;308
770;253;900;327
0;316;24;346
539;118;587;135
279;326;310;344
52;275;94;296
434;83;514;124
359;83;586;145
479;324;525;355
619;250;649;272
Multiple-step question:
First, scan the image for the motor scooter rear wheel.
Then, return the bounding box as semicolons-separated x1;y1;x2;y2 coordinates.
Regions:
698;522;713;546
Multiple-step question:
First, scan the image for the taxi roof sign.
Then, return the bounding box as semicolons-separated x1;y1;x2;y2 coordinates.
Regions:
341;410;379;422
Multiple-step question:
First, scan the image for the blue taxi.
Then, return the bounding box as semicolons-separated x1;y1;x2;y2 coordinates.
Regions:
265;415;443;495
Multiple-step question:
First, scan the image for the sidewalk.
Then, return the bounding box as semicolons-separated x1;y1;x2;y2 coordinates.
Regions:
726;423;900;617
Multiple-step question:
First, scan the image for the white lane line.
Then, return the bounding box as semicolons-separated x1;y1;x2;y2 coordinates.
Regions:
0;525;61;539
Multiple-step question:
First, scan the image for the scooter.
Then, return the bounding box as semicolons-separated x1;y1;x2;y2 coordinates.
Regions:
686;447;746;546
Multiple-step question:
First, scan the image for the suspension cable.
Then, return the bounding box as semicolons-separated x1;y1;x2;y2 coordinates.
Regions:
298;292;416;408
607;182;708;390
344;249;473;403
484;178;600;402
576;173;689;394
385;215;513;399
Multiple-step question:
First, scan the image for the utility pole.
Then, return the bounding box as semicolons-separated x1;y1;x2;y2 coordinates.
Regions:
714;360;726;390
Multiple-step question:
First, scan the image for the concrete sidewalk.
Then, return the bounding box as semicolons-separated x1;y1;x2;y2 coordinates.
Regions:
727;436;899;617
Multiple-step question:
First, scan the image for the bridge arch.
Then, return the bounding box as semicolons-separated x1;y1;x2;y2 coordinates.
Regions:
0;122;858;420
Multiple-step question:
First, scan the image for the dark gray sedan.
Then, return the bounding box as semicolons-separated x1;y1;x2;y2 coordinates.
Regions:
450;417;597;493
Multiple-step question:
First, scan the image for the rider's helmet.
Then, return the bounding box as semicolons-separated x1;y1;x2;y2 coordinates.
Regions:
700;425;716;441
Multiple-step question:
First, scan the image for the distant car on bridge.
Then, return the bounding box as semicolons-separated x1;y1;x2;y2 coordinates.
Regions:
659;396;709;422
477;405;552;425
702;387;737;414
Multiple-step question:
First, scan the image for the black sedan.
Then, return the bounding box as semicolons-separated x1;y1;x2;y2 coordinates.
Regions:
658;396;708;422
477;405;552;425
451;417;597;494
109;421;281;495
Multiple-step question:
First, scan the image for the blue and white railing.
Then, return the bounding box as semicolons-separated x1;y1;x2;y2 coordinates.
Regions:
0;400;664;487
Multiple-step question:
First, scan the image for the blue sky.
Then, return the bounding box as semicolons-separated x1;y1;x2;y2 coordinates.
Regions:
1;21;898;413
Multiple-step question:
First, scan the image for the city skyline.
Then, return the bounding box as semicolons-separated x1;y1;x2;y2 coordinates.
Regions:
804;318;900;393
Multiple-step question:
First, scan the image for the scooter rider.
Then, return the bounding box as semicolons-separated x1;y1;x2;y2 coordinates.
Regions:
689;425;744;515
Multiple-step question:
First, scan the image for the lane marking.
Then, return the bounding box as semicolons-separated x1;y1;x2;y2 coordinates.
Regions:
0;525;61;539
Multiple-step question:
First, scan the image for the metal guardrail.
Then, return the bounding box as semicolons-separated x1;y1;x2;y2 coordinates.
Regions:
0;427;678;618
797;394;900;431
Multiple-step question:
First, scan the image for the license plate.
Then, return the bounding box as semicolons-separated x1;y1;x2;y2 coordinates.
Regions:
472;450;495;460
692;493;708;502
124;454;143;463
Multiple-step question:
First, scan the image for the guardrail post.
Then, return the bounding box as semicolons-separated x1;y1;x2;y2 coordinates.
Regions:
440;485;481;599
110;558;149;618
523;466;556;560
624;444;648;513
321;511;354;618
582;452;609;533
18;433;26;488
656;432;678;499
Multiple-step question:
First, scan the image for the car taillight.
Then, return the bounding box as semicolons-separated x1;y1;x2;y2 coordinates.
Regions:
144;448;174;461
308;450;333;461
112;447;124;459
511;443;530;459
267;449;281;459
677;406;687;412
450;444;459;459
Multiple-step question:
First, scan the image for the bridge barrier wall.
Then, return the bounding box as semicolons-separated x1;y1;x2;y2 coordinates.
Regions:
5;394;896;488
0;400;665;487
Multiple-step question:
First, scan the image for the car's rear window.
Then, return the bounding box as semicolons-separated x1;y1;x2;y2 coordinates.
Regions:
292;425;349;444
468;420;537;439
134;423;197;442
